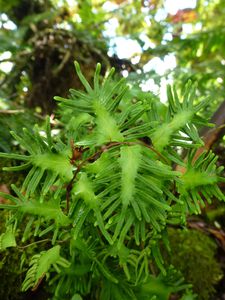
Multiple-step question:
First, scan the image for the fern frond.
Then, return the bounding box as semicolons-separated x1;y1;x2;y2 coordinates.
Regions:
0;186;70;243
150;81;211;151
136;266;191;299
1;62;224;299
0;190;70;226
55;62;127;114
22;245;70;291
0;225;16;250
55;62;150;146
0;120;73;196
100;278;137;300
73;172;113;244
82;144;179;247
178;150;225;214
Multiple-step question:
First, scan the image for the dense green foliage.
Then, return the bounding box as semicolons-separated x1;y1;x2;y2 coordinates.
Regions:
1;1;225;299
0;63;225;299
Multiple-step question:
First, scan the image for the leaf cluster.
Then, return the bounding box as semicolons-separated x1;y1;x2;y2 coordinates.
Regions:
0;62;224;299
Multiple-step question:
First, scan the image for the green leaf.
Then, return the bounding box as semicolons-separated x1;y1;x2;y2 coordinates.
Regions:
22;245;69;291
120;145;142;207
0;226;16;250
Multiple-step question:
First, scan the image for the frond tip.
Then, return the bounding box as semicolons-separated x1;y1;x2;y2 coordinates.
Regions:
22;245;70;291
151;81;211;151
178;150;225;213
0;226;16;250
0;123;73;196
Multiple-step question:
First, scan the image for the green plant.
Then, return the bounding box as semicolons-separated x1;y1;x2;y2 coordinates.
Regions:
168;228;223;300
0;62;224;299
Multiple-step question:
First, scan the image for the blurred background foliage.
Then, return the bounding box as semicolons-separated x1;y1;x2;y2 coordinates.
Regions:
1;0;225;299
1;0;225;116
1;0;225;111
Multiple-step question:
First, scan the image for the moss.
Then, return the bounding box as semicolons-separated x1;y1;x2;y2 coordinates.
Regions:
0;248;26;300
168;228;223;300
0;213;50;300
0;248;50;300
0;212;23;299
